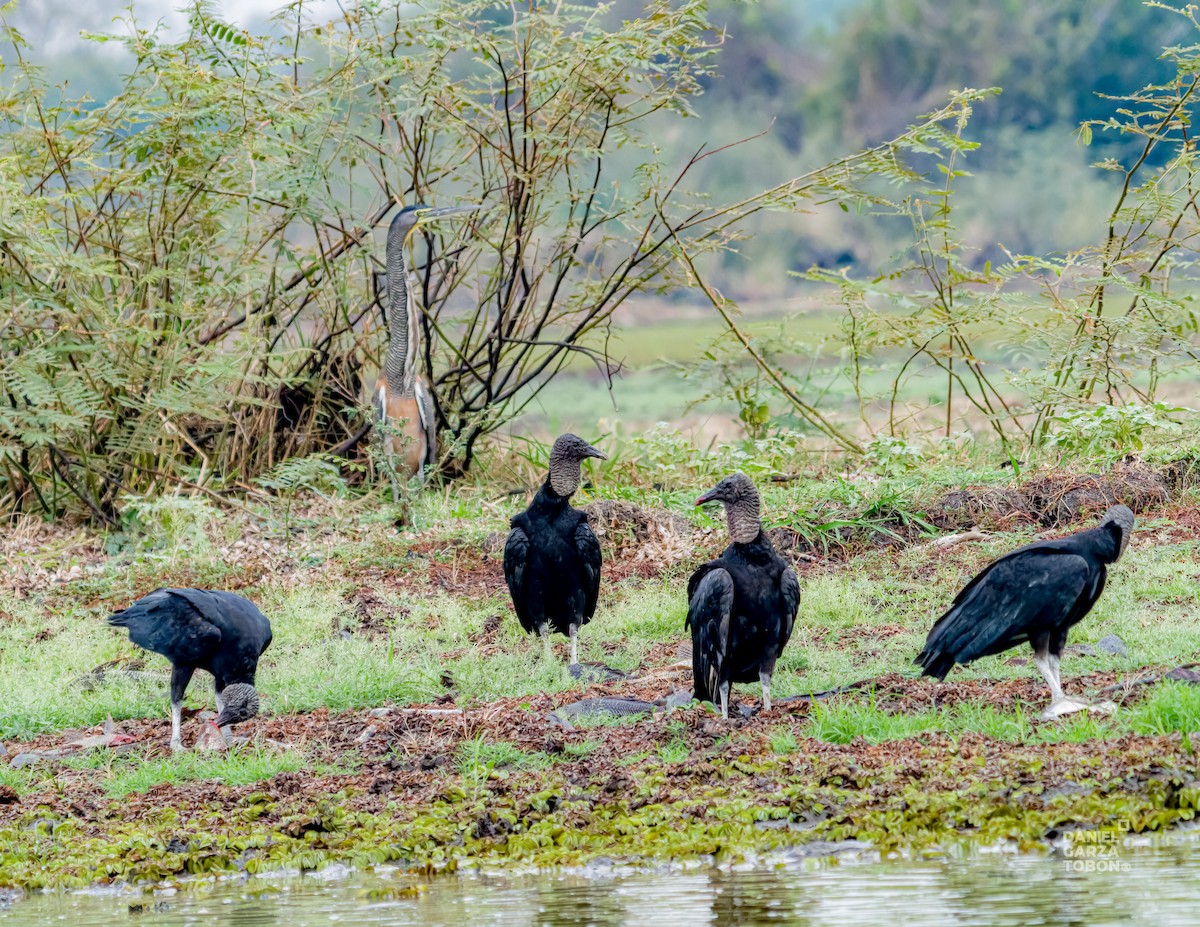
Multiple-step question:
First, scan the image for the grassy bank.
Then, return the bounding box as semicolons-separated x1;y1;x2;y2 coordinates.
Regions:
1;440;1199;889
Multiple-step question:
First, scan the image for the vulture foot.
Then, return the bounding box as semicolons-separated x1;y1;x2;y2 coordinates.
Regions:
1041;697;1103;720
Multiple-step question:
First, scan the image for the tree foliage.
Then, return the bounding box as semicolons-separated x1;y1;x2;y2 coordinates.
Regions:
0;0;984;520
719;3;1200;448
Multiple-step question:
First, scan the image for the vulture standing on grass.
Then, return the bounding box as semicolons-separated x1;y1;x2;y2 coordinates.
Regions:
374;203;479;494
915;504;1135;719
687;473;800;719
503;434;606;665
108;589;273;750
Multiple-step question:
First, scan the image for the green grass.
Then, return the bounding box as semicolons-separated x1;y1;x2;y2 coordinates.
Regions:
456;738;553;776
799;697;1122;745
3;441;1200;778
99;749;311;798
768;725;799;755
1131;682;1200;735
10;746;320;799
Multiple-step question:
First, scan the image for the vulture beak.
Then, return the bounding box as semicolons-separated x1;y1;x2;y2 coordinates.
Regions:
214;710;234;728
695;488;718;507
585;445;607;461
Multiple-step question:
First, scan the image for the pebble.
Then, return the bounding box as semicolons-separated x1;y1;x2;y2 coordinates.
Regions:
1096;634;1128;656
9;752;57;769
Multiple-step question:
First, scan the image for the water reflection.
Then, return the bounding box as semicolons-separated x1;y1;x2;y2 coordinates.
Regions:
4;840;1199;927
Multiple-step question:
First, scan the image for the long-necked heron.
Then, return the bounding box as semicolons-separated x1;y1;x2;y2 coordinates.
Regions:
375;203;479;494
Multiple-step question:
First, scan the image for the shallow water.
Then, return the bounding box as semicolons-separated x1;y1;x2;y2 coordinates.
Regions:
4;839;1198;927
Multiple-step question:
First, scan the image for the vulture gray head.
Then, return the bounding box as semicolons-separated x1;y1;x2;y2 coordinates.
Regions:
215;683;260;728
548;434;606;498
1099;504;1135;560
696;472;762;544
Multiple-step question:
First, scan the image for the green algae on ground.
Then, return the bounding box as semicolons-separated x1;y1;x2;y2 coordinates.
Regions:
1;723;1198;890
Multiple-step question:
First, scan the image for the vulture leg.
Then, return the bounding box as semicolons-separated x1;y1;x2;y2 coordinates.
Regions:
1044;652;1115;719
1035;644;1089;720
170;702;184;752
538;624;552;658
718;681;731;721
169;664;195;752
569;623;579;666
759;670;772;712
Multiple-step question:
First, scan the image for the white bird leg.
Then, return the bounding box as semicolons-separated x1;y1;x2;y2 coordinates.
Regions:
170;700;184;752
760;671;772;712
539;625;551;658
1036;647;1090;720
569;624;579;666
719;681;731;720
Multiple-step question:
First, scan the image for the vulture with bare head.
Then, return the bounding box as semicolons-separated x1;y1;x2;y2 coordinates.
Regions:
503;434;605;664
108;589;272;751
687;473;800;718
916;504;1135;719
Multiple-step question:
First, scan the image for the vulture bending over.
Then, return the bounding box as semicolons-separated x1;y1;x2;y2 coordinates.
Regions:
687;473;800;718
108;589;273;750
503;434;605;664
915;504;1135;719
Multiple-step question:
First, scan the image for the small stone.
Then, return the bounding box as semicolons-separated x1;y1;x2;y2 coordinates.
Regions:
0;742;8;759
1096;634;1128;657
1164;666;1200;684
1065;643;1096;657
194;723;228;752
367;707;392;718
9;752;50;769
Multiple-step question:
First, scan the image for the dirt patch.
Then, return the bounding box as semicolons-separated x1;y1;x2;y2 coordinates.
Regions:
935;460;1172;529
340;589;405;637
584;499;699;575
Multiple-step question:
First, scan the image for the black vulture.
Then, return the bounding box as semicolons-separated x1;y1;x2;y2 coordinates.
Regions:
687;473;800;718
108;588;273;750
374;203;479;493
915;504;1135;719
503;434;605;664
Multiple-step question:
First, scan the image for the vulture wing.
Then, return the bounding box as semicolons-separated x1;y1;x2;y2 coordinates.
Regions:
779;566;801;647
687;568;733;704
163;589;272;654
503;525;535;632
916;550;1093;679
575;518;603;621
107;588;221;665
686;559;724;607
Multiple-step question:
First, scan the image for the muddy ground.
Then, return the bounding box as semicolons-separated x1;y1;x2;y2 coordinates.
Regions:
2;654;1198;890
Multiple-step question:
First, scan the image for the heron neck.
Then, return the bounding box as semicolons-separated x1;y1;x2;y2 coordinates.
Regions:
548;450;582;498
384;223;418;396
726;496;762;544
